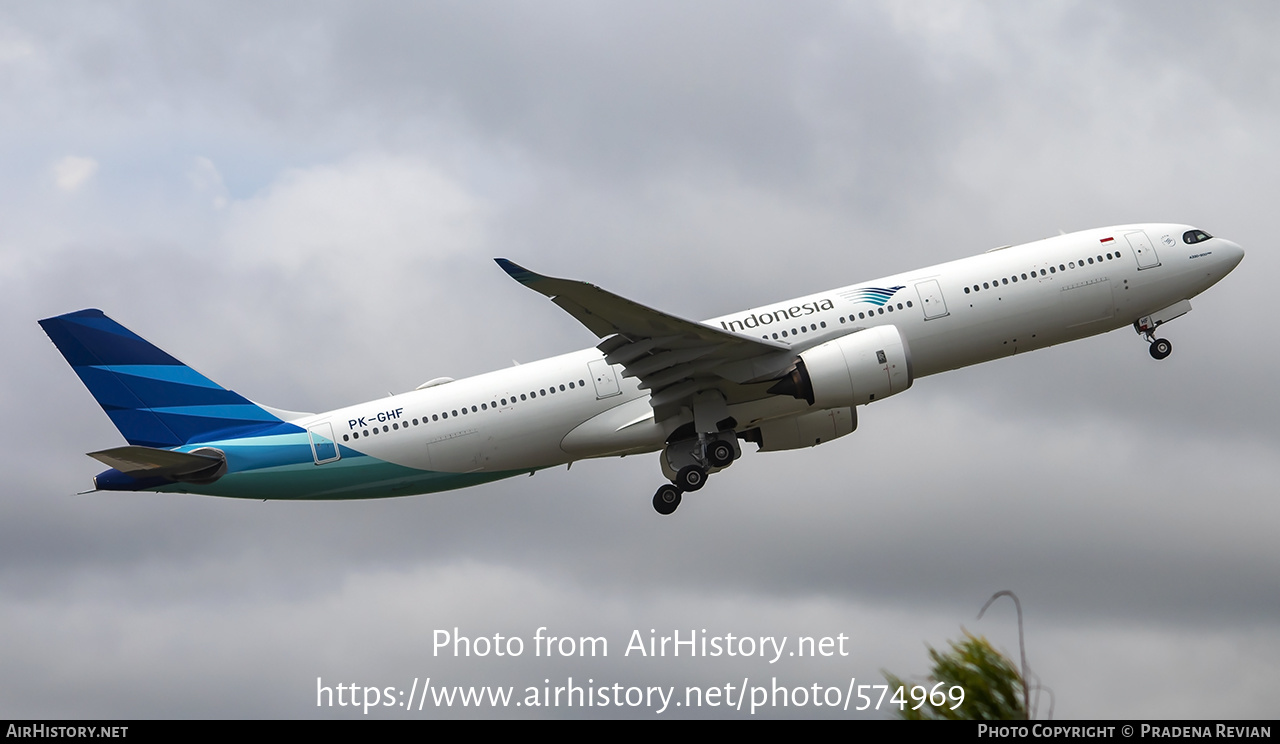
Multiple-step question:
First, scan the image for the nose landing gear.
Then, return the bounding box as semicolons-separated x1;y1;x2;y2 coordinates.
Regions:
1134;301;1191;361
1136;323;1173;361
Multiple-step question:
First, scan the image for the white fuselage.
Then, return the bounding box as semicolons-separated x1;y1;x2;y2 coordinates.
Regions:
290;224;1243;478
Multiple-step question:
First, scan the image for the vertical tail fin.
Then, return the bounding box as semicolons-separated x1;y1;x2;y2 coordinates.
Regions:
39;309;286;448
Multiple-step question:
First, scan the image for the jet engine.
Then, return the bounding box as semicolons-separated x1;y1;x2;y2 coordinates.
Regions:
743;407;856;452
767;324;913;408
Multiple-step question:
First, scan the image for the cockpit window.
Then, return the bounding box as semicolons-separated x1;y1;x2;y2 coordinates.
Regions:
1183;229;1213;244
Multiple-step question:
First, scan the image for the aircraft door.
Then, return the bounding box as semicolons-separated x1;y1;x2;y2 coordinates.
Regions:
307;422;341;465
914;279;949;319
1126;230;1161;269
587;359;622;399
1060;277;1115;328
427;430;484;473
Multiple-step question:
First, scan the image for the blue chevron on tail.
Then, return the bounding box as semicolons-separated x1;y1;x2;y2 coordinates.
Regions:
39;309;289;448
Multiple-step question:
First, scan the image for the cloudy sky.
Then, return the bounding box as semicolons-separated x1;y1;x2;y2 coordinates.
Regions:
3;1;1277;719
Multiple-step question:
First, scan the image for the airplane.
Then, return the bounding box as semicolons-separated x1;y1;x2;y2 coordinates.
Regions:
39;223;1244;515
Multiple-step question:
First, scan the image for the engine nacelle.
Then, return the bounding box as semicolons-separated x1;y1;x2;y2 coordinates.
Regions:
768;325;913;408
744;407;856;452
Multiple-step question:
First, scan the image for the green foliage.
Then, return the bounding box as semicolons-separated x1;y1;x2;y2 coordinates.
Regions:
884;631;1026;720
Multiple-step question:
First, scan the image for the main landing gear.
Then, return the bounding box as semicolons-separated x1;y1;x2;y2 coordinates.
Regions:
651;432;740;515
652;484;681;516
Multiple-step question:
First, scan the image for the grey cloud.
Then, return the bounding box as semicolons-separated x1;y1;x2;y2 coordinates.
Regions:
2;0;1276;719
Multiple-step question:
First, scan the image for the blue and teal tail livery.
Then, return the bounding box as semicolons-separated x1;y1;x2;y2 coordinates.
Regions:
38;309;288;448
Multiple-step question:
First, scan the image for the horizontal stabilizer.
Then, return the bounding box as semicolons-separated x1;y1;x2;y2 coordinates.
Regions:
88;445;226;483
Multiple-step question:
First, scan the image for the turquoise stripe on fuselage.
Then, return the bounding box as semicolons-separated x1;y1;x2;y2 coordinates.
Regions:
163;433;530;500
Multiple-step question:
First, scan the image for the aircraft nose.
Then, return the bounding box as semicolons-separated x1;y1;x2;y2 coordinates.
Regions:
1218;239;1245;271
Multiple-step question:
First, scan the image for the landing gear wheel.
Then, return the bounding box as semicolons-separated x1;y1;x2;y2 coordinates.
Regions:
706;439;735;468
1149;338;1172;360
675;465;707;492
652;484;682;515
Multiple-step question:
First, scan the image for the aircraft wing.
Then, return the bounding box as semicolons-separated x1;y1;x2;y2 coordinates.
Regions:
496;259;798;421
